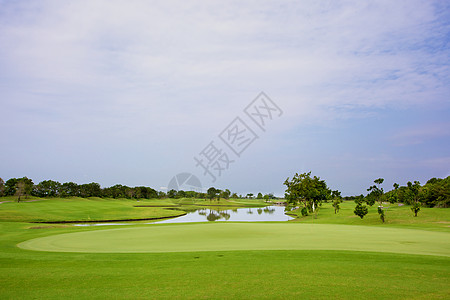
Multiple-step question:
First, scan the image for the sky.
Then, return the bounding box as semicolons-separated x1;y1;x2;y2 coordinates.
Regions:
0;0;449;196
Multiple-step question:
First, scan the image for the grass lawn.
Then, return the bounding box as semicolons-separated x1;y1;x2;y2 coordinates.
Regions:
1;198;449;299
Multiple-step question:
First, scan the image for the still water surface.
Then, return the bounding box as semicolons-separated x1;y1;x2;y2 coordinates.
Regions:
73;206;293;226
156;206;293;223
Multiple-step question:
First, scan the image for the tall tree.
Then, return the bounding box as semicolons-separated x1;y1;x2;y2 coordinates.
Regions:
220;189;231;200
207;187;218;201
34;180;61;197
353;195;368;219
367;178;386;222
331;190;342;214
408;181;421;217
284;171;331;218
0;177;4;196
4;178;19;196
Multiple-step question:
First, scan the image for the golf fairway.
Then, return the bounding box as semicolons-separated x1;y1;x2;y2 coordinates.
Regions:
18;223;450;256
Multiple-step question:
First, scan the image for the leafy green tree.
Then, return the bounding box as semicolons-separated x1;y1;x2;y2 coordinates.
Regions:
220;189;231;200
15;181;26;202
207;187;218;201
176;190;186;199
34;180;61;197
79;182;102;198
331;190;342;214
386;183;399;204
408;181;421;217
4;178;19;196
353;195;368;219
284;171;331;218
421;176;449;208
231;192;238;199
0;178;4;197
59;182;80;197
167;189;177;198
257;192;263;199
13;177;34;202
367;178;385;222
246;193;254;199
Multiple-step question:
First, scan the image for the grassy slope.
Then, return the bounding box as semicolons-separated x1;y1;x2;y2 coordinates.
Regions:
289;200;450;232
1;198;449;299
0;197;184;222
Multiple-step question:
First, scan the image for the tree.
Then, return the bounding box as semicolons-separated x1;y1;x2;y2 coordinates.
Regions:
167;189;177;198
367;178;385;222
0;178;4;197
231;192;238;199
220;189;231;200
331;190;342;214
284;171;331;218
408;181;421;217
257;192;263;199
246;193;254;199
421;176;449;208
60;182;80;197
13;177;33;202
386;183;399;204
4;178;19;196
33;180;61;197
207;187;218;201
353;195;368;219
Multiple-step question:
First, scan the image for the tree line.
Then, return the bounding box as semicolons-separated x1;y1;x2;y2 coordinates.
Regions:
284;172;449;223
0;177;273;202
0;177;163;201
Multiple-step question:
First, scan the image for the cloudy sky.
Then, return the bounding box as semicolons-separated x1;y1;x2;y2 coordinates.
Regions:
1;0;449;196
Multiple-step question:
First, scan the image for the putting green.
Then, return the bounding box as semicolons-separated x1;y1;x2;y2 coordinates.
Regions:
18;223;450;256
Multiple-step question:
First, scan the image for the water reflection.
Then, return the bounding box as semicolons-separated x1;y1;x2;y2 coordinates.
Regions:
157;206;292;223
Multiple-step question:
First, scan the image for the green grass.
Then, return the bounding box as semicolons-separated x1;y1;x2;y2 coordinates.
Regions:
18;223;450;256
289;200;450;232
1;198;449;299
0;197;184;222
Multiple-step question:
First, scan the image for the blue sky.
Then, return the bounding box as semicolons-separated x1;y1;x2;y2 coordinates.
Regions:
0;0;449;196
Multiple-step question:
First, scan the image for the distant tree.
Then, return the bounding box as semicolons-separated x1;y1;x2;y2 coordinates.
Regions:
60;182;80;197
220;189;231;200
231;192;238;199
176;190;186;199
367;178;385;222
207;187;218;201
157;191;166;199
246;193;254;199
4;178;19;196
353;195;368;219
79;182;102;198
257;192;263;199
13;177;33;202
408;181;421;217
263;194;270;202
33;180;61;197
331;190;342;214
386;183;399;204
0;178;4;196
421;176;450;208
284;171;331;218
167;189;177;198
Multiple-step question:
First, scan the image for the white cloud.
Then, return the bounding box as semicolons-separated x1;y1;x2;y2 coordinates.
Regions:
0;0;449;192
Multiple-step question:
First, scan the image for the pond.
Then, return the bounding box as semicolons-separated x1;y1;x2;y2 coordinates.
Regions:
156;206;294;223
72;206;294;226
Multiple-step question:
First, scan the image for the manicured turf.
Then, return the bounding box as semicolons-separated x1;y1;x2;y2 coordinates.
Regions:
1;198;450;299
18;223;450;256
